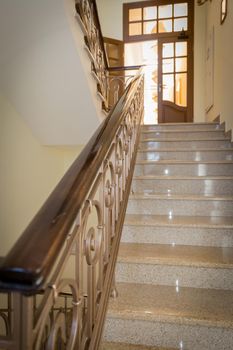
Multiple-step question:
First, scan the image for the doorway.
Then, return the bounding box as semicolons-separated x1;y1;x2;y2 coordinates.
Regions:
123;0;194;124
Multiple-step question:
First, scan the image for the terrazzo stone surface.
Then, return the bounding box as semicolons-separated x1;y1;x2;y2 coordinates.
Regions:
107;283;233;328
122;214;233;247
140;122;223;131
118;243;233;268
104;283;233;349
124;214;233;228
140;129;226;140
116;243;233;289
103;122;233;349
116;262;233;289
104;317;233;350
127;194;233;216
100;342;177;350
136;149;233;161
134;161;233;176
131;177;233;195
139;139;231;150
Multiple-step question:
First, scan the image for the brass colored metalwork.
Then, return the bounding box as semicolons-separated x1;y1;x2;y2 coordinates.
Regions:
76;0;109;108
0;77;144;349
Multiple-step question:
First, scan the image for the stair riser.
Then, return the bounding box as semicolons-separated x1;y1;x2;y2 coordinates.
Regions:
104;318;233;350
141;124;223;131
132;179;233;195
139;140;231;150
127;199;233;216
137;150;233;161
122;225;233;247
135;163;233;176
140;131;226;140
116;263;233;290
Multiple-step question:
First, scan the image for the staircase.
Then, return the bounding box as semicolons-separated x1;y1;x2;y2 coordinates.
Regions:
102;122;233;350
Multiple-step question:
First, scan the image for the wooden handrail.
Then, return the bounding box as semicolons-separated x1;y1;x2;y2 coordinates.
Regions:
108;65;144;72
0;71;143;293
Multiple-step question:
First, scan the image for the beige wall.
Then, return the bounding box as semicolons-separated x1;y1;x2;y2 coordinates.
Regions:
0;93;83;256
205;1;233;136
97;0;206;122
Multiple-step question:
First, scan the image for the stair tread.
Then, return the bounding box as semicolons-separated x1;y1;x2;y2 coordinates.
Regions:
101;342;177;350
138;148;233;152
107;282;233;328
136;160;233;164
118;243;233;269
140;137;230;142
142;122;220;126
130;192;233;201
141;129;223;134
124;214;233;228
134;175;233;180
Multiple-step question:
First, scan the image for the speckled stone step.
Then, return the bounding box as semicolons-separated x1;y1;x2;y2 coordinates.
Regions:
131;176;233;195
122;214;233;247
139;139;232;150
116;243;233;290
134;160;233;176
100;342;177;350
137;149;233;161
141;122;224;131
103;283;233;350
127;193;233;216
140;129;226;140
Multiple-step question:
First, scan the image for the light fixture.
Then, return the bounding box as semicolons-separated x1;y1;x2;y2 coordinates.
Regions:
197;0;211;5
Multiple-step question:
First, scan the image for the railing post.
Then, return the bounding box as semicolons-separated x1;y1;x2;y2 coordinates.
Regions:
110;273;118;299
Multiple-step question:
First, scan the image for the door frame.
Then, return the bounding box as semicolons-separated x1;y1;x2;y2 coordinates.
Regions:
158;36;193;122
123;0;194;122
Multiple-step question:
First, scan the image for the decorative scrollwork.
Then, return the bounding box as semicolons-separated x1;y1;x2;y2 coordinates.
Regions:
76;0;109;106
0;71;144;350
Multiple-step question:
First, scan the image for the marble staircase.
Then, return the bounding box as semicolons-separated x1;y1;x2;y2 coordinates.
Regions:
102;122;233;350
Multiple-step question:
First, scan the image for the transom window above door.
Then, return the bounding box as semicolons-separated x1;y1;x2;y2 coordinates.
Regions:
124;1;190;41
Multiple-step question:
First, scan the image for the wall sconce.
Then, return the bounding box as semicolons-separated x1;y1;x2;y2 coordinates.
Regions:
197;0;211;5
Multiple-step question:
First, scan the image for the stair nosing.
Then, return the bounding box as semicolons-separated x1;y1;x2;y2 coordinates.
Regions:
140;138;231;142
124;220;233;229
136;160;233;164
137;148;233;152
107;307;233;330
118;255;233;270
141;129;225;134
129;193;233;201
133;175;233;180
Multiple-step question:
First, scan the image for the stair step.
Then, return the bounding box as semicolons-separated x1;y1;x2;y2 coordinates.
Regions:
135;160;233;176
140;129;226;140
122;214;233;247
116;243;233;289
141;122;223;131
137;148;233;161
132;176;233;195
139;139;232;150
101;342;177;350
104;283;233;350
127;193;233;216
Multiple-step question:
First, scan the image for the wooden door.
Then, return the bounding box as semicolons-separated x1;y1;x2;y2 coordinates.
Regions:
158;37;193;123
123;0;194;123
104;37;125;107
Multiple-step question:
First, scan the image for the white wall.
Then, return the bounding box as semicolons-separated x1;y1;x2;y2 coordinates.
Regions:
0;0;103;146
205;1;233;136
97;0;206;122
0;93;83;257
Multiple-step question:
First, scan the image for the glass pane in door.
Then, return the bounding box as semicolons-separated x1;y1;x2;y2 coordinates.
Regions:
161;41;188;107
125;40;158;124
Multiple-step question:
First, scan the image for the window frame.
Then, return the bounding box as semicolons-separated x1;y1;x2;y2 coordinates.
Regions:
123;0;194;43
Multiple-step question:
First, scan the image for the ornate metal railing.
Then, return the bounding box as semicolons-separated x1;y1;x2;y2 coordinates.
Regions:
0;70;144;349
75;0;109;111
